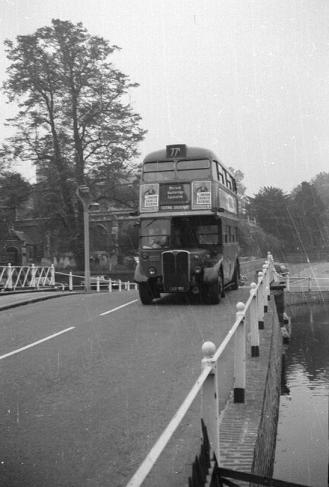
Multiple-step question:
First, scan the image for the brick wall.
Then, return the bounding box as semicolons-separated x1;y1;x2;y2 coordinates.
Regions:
251;304;282;477
219;297;283;480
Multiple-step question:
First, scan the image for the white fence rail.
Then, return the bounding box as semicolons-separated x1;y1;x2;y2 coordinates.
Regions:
0;264;137;292
55;271;138;292
126;253;276;487
0;264;55;290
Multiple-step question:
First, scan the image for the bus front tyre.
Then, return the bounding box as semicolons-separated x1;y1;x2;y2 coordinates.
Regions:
207;280;220;305
138;282;154;305
231;262;240;290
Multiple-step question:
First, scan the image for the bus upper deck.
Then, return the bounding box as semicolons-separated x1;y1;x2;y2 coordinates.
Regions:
139;144;238;217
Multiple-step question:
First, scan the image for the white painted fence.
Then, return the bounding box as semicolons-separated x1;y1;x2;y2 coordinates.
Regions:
55;271;138;292
0;264;55;290
125;253;276;487
0;264;137;292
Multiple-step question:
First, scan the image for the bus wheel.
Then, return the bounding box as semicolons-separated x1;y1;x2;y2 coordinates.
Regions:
207;278;221;305
138;282;154;305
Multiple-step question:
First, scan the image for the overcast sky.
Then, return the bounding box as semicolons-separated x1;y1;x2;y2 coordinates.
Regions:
1;0;329;195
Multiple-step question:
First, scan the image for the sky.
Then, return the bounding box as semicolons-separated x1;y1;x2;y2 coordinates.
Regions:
0;0;329;196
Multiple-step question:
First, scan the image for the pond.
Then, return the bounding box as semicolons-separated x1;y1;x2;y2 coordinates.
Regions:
273;303;328;486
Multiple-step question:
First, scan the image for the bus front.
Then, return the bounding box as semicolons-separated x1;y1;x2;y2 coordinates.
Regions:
134;144;239;304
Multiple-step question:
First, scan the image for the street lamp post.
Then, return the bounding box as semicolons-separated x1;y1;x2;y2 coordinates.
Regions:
76;185;91;293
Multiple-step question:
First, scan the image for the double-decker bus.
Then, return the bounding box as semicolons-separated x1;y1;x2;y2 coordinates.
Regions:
134;144;240;304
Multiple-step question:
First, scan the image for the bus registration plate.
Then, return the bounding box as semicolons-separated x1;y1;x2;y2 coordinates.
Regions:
169;286;185;292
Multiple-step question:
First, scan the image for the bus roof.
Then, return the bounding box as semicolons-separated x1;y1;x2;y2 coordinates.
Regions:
143;145;215;161
142;145;234;176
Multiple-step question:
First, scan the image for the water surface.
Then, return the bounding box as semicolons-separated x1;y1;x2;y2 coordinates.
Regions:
274;304;328;486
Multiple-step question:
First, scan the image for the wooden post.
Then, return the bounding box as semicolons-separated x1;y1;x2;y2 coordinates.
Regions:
257;271;264;329
69;272;73;291
262;263;269;311
6;263;13;290
249;283;260;357
30;263;36;288
234;302;246;403
201;341;219;461
50;264;55;286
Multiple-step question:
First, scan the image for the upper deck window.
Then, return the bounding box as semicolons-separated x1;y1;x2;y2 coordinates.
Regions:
143;161;174;172
176;159;211;180
142;159;211;182
142;161;175;182
176;159;210;170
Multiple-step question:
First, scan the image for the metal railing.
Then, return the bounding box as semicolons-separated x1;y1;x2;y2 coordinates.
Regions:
286;274;329;292
55;271;138;292
0;264;55;290
126;253;276;487
0;264;138;293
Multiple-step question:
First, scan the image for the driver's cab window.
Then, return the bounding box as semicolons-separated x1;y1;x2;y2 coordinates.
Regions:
141;219;170;249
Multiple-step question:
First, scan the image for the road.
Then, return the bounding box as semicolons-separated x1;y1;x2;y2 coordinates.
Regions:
0;286;251;487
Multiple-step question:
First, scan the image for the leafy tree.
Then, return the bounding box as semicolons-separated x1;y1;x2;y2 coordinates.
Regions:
2;19;145;264
0;171;32;209
238;220;283;257
289;181;327;249
0;172;32;241
249;186;295;251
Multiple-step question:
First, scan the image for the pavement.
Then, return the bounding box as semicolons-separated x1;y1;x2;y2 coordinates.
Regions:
0;290;77;311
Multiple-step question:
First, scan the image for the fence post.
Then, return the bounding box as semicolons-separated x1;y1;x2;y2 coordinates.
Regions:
234;302;246;403
262;263;270;311
201;341;219;461
126;281;130;291
96;276;100;292
108;279;112;293
257;272;264;329
69;272;73;291
249;283;260;357
286;273;290;291
30;264;36;288
119;279;122;292
50;264;55;286
6;263;13;290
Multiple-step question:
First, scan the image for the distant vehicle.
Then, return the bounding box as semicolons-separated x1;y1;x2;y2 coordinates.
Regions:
134;144;240;304
274;263;289;276
255;262;289;283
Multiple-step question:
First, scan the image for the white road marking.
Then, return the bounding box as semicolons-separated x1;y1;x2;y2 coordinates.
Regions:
100;299;138;316
0;327;75;361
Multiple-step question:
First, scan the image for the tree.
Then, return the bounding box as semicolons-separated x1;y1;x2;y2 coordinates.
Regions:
249;186;295;251
2;19;145;264
0;172;32;241
289;181;327;249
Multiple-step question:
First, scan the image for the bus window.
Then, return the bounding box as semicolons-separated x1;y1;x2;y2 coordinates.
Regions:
224;226;229;243
176;159;211;180
224;171;232;190
196;225;219;245
212;161;218;181
143;161;175;182
217;163;225;185
140;218;170;249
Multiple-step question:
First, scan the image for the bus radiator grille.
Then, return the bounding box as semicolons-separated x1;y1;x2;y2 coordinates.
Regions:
162;251;189;292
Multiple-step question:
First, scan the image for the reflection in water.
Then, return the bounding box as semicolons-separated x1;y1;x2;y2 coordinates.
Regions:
274;304;328;486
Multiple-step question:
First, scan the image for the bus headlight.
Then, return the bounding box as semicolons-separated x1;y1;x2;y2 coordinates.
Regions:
148;266;157;276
